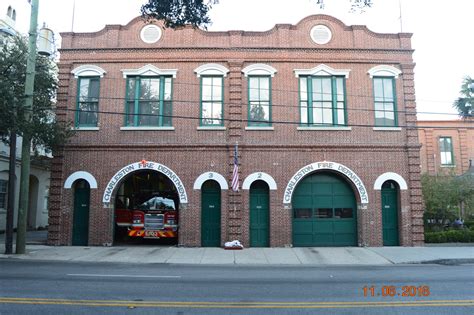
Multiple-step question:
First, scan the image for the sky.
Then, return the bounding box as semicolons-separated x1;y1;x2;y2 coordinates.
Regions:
15;0;473;120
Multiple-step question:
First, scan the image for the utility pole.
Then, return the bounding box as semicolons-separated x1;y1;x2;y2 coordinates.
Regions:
5;132;16;254
16;0;39;254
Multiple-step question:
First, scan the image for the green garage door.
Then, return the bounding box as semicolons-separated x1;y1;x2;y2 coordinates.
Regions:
292;173;357;247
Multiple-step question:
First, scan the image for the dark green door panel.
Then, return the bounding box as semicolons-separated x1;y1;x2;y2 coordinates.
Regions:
72;180;90;246
201;180;221;247
382;182;399;246
250;181;269;247
292;173;357;247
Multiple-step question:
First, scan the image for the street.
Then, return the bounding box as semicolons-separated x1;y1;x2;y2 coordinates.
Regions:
0;260;473;314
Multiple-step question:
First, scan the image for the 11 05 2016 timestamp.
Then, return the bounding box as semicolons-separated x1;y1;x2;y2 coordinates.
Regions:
363;285;431;297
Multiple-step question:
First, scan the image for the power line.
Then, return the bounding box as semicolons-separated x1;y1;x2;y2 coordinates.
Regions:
44;106;474;130
48;94;464;117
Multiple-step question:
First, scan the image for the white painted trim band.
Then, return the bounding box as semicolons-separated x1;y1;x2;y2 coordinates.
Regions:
242;172;277;190
374;172;408;190
64;171;98;189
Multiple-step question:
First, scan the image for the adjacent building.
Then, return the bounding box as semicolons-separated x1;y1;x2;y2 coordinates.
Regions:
0;1;51;232
50;15;423;247
418;119;474;176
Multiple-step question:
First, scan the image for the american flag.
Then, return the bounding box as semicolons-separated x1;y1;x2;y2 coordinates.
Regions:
231;143;239;191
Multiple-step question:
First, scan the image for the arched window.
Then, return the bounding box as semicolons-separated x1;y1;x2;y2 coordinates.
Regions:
7;6;12;18
12;9;16;21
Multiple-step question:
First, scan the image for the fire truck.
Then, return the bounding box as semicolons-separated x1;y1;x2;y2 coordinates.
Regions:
115;194;179;240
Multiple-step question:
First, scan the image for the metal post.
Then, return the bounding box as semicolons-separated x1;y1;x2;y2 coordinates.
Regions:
16;0;39;254
5;132;16;254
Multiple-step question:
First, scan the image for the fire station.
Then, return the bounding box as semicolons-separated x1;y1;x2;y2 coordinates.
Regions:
49;14;424;247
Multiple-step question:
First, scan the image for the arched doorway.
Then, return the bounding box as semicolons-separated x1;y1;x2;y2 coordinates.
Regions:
201;180;221;247
292;172;357;246
72;179;90;246
382;181;399;246
114;170;180;245
249;180;269;247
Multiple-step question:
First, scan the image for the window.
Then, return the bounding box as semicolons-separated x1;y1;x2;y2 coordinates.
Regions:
248;76;271;126
125;76;172;127
7;6;12;18
299;76;346;125
373;77;397;126
76;77;100;127
200;76;223;126
0;180;7;209
439;137;454;166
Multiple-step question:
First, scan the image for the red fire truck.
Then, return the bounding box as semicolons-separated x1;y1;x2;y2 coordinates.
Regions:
115;195;178;240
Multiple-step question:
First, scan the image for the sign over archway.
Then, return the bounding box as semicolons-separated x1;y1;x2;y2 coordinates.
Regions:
283;161;369;204
102;160;188;204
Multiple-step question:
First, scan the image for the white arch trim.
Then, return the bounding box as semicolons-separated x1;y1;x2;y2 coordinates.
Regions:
294;64;350;78
193;172;229;190
367;65;402;79
242;64;277;77
283;161;369;204
194;63;230;77
374;172;408;190
71;65;106;78
64;171;98;189
121;64;177;78
102;161;188;204
242;172;277;190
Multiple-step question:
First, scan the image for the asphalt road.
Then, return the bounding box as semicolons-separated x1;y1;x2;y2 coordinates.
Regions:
0;260;473;314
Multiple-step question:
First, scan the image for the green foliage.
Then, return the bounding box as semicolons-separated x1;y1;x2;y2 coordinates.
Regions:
141;0;218;29
453;76;473;118
0;35;73;153
422;173;474;229
425;230;474;243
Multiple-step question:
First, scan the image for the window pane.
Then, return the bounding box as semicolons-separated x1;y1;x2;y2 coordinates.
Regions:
78;102;98;125
202;77;212;101
141;78;160;101
384;102;394;112
249;77;259;101
211;102;222;123
315;208;333;218
300;77;308;101
260;77;270;101
374;102;384;111
383;78;394;102
337;109;345;125
164;78;172;101
127;78;136;100
126;101;135;126
313;104;323;124
79;79;90;102
322;78;332;101
335;208;353;218
294;208;312;219
162;101;172;126
89;79;100;100
300;102;308;124
312;78;323;101
201;102;212;125
250;102;269;123
336;78;344;102
374;78;384;100
212;77;222;101
322;107;333;124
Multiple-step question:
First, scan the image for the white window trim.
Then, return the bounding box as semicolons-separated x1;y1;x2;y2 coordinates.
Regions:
297;126;352;131
71;65;106;78
194;63;229;77
368;65;402;79
373;127;402;131
72;127;100;131
242;64;277;77
197;126;226;131
120;126;175;131
121;64;177;78
64;171;98;189
245;126;274;131
294;64;350;78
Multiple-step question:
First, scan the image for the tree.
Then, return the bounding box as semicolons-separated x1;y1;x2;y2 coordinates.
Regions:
453;76;474;118
141;0;374;29
0;35;72;154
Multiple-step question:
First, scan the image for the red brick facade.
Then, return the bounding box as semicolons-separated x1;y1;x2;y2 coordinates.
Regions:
418;120;474;176
49;15;423;247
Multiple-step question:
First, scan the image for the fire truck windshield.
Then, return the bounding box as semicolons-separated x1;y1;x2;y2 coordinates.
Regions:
138;197;176;211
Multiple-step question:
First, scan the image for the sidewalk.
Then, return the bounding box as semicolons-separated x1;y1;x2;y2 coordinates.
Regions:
1;243;473;265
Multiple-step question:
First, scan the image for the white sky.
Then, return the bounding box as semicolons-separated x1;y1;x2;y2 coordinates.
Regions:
20;0;474;120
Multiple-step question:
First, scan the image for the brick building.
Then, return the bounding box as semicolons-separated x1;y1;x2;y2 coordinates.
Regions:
49;15;423;247
418;120;474;176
